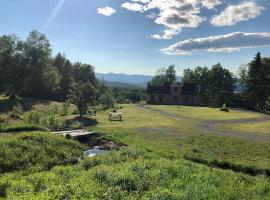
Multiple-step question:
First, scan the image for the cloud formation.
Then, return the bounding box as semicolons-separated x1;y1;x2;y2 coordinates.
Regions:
162;32;270;55
122;2;145;12
97;7;116;16
211;2;263;26
121;0;222;39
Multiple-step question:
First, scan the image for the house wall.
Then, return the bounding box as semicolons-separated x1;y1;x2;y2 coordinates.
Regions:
147;94;200;106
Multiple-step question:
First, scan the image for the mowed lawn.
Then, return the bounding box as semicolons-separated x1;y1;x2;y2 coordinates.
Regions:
93;104;270;175
1;101;270;199
150;105;262;121
218;121;270;135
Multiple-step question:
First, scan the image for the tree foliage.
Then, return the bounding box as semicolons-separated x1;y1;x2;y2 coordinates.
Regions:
150;65;176;86
183;64;236;106
0;31;100;102
238;53;270;110
68;81;96;116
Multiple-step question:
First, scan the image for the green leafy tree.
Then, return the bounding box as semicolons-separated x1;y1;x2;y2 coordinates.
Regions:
68;81;96;117
183;64;235;106
99;92;115;109
42;66;60;93
23;31;53;97
150;65;176;86
53;53;74;99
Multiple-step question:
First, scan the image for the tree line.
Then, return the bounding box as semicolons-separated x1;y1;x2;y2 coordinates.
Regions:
0;31;99;100
149;53;270;111
0;31;147;115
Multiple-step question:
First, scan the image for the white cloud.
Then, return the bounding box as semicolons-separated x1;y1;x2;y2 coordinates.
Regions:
121;2;145;12
211;1;263;26
162;32;270;55
121;0;222;39
97;7;116;16
201;0;221;9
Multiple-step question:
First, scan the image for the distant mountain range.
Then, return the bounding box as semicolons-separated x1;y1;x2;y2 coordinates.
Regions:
96;73;182;88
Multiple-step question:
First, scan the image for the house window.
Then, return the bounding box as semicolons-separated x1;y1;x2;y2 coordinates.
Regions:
185;96;189;102
159;95;163;103
151;95;155;102
174;96;177;101
174;87;178;93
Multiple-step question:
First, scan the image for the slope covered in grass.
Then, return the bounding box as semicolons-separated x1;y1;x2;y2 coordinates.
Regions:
0;148;269;199
0;132;84;174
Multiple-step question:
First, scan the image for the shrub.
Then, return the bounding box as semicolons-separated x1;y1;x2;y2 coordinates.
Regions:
61;101;69;116
220;108;229;112
99;92;115;109
27;112;42;124
81;157;103;170
0;116;5;124
0;132;84;173
10;103;23;119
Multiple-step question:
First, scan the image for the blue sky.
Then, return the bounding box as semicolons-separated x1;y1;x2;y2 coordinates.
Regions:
0;0;270;75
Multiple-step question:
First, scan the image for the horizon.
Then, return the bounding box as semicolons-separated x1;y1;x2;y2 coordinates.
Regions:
1;0;270;76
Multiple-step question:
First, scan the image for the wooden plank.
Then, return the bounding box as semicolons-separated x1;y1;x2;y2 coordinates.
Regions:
53;129;95;137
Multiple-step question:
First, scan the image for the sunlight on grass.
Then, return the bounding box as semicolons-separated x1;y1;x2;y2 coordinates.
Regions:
218;121;270;134
151;105;262;121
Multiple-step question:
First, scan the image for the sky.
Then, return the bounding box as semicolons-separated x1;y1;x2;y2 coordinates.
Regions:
0;0;270;75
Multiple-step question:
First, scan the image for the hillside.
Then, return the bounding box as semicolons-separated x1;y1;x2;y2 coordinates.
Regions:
96;72;182;87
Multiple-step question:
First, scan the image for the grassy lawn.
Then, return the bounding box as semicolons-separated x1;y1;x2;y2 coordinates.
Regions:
151;105;262;121
0;99;270;199
218;121;270;135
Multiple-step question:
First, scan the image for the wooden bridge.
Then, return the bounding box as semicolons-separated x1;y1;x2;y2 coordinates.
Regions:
53;129;95;137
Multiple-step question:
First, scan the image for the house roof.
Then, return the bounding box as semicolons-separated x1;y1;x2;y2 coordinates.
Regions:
147;83;198;95
146;85;170;94
181;83;198;95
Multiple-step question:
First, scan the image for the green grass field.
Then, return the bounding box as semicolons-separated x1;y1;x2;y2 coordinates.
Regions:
0;97;270;199
151;105;262;121
218;121;270;134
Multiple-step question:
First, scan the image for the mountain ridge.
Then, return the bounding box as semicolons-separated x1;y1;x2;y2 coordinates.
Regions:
96;72;182;87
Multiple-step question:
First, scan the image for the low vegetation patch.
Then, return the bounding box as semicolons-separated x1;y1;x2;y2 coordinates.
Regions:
0;132;84;174
184;135;270;176
0;148;269;199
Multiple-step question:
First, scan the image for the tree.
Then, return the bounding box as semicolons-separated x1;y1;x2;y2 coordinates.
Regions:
42;66;60;93
247;53;266;110
0;35;25;96
183;64;235;106
209;63;235;106
99;92;115;109
150;65;176;86
23;31;53;98
68;81;96;117
53;53;74;99
165;65;176;84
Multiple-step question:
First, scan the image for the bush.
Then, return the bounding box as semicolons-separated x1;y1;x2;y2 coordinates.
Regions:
10;103;23;119
0;116;5;124
220;108;229;112
61;101;69;116
99;92;115;109
0;132;84;173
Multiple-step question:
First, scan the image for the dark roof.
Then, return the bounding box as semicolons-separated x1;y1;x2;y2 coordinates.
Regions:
146;86;170;94
181;83;198;95
147;83;198;95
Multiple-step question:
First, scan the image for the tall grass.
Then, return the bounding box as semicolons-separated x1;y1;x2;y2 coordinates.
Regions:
0;148;269;199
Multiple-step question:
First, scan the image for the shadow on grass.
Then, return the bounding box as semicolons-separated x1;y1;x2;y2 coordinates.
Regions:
184;154;270;177
0;97;51;114
65;116;98;127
